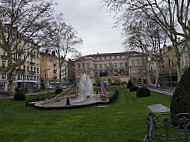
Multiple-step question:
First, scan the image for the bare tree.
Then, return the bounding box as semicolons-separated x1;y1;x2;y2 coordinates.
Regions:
104;0;190;81
45;20;83;88
0;0;54;94
123;17;166;85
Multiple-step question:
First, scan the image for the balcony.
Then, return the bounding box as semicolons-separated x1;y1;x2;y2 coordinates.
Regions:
30;62;35;65
1;55;8;59
16;69;25;72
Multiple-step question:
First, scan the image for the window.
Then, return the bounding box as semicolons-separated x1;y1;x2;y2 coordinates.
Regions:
2;61;5;68
13;44;16;49
100;64;102;69
87;63;90;68
104;64;107;68
94;65;97;69
27;66;29;72
99;57;101;60
120;63;123;68
2;73;6;79
188;54;190;59
37;68;39;73
137;60;141;65
78;64;80;69
114;64;117;68
18;55;21;60
131;61;135;65
83;63;85;68
23;65;25;71
104;57;106;60
31;67;33;71
187;46;190;50
18;45;21;51
125;63;128;67
18;75;21;80
110;56;111;59
3;50;6;56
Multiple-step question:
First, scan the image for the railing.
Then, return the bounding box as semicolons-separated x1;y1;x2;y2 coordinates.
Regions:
144;112;190;142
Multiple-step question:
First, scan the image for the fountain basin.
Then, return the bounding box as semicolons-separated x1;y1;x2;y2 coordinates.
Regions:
34;94;109;109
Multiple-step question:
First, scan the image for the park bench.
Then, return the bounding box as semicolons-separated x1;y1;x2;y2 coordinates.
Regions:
143;112;190;142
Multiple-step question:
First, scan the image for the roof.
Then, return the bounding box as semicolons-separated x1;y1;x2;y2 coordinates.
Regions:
84;51;138;58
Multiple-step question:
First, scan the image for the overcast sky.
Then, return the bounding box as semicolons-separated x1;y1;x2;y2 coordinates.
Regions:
54;0;125;56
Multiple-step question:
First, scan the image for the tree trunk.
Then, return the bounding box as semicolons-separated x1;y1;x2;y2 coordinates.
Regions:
8;71;14;95
59;65;62;88
146;63;151;85
7;52;14;95
155;68;159;87
176;58;182;82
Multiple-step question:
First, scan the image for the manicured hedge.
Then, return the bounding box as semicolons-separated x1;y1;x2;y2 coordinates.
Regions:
130;86;139;92
136;87;150;97
127;80;133;88
14;92;26;101
109;90;119;104
170;67;190;115
55;88;63;94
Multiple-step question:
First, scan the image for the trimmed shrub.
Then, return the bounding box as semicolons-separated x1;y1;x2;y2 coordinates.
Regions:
127;80;133;88
136;87;150;97
14;92;26;101
55;88;63;94
109;90;119;104
170;67;190;115
130;86;139;92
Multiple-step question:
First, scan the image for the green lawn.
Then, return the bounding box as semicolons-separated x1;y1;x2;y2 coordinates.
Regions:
0;88;171;142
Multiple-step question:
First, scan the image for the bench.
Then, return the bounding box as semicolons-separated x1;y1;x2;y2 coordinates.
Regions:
143;112;190;142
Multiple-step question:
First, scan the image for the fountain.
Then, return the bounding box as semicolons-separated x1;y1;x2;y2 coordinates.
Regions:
34;72;110;109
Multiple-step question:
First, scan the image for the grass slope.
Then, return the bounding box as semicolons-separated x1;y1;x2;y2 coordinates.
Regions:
0;88;171;142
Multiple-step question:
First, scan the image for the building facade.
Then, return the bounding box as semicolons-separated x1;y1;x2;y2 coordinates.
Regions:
150;39;190;87
61;59;75;85
75;51;144;84
40;51;60;89
0;42;40;92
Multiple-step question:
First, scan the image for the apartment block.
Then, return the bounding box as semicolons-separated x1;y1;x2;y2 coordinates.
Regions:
75;51;144;84
0;42;40;91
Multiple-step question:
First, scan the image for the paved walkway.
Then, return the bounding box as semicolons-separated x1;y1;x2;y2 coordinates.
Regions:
0;90;55;100
148;88;173;96
136;85;174;96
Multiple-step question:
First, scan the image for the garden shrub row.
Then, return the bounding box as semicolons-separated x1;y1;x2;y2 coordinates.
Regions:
25;93;56;105
109;90;119;104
